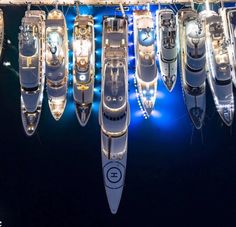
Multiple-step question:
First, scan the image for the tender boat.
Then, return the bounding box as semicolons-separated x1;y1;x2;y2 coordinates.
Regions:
45;8;68;120
178;8;207;129
19;10;46;136
157;8;177;92
99;16;130;214
133;9;158;116
73;15;95;126
201;10;235;126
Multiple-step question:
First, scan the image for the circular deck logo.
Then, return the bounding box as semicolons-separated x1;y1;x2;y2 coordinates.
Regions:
107;167;122;184
104;162;125;189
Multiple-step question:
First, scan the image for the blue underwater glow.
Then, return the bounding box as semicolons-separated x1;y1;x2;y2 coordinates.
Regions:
59;4;196;136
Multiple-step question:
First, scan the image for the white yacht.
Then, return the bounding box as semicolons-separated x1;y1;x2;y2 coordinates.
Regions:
133;9;157;116
99;16;130;214
157;9;177;92
19;10;46;136
178;8;207;129
0;9;4;58
219;7;236;87
45;8;68;120
73;15;95;126
201;10;235;126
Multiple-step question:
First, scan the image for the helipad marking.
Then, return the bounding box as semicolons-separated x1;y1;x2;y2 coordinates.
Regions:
106;167;122;184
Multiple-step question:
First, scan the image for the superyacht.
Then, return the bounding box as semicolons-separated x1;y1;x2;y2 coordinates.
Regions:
157;8;177;92
99;16;130;214
178;8;207;129
45;8;68;120
202;10;235;126
133;9;158;116
220;7;236;87
0;9;4;58
19;9;46;136
73;15;95;126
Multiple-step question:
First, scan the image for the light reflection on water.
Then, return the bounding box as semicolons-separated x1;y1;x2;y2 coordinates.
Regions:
2;4;199;140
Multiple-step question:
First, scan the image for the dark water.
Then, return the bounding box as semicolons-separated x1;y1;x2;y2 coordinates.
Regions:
0;4;236;227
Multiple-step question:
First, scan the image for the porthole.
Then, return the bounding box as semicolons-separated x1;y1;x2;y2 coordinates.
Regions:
118;96;123;101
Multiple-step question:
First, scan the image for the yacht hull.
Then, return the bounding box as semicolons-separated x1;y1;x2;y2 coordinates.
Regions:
157;9;177;92
101;131;127;214
75;102;92;127
73;15;95;126
202;11;235;126
21;99;41;136
133;10;157;116
19;10;46;136
45;9;68;121
183;88;206;129
100;16;130;214
220;7;236;88
178;9;206;129
0;9;4;58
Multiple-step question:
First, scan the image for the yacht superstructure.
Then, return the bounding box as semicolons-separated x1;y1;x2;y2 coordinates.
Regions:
202;10;235;126
99;16;130;214
220;7;236;87
178;9;207;129
73;15;95;126
19;10;46;136
157;9;177;92
0;9;4;58
133;9;158;116
45;8;68;120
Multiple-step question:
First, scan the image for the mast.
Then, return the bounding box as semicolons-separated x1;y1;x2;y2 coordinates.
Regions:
205;0;210;12
119;3;125;18
191;0;194;10
220;0;224;9
27;3;31;11
75;0;80;15
55;0;59;9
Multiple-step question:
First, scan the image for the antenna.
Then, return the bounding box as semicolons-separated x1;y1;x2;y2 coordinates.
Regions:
191;0;194;10
27;3;31;11
157;0;161;10
119;3;125;18
221;0;224;9
75;0;80;15
55;0;59;9
205;0;210;12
